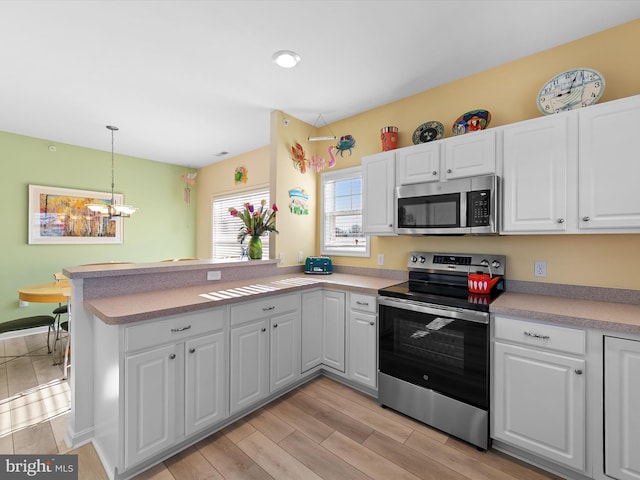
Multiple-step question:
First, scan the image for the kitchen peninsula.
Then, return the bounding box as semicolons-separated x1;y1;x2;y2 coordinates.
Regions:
63;258;640;480
63;259;404;479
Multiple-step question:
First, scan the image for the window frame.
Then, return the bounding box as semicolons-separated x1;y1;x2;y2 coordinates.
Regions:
211;188;271;260
320;166;370;258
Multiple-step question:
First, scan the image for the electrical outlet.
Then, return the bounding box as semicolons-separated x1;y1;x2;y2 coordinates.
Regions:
298;251;304;262
377;254;384;266
534;261;547;278
207;270;221;281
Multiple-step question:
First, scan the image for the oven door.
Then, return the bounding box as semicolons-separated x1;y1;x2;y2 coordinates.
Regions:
378;297;489;410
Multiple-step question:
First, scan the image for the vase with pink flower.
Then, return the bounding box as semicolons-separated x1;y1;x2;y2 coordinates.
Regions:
229;200;279;260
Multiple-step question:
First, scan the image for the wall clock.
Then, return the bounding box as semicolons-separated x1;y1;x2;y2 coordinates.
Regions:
536;68;605;115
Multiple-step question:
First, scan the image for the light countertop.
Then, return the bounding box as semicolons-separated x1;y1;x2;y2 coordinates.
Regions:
492;292;640;336
84;272;401;325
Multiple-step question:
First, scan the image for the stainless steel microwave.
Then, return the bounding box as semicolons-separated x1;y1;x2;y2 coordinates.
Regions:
395;174;499;235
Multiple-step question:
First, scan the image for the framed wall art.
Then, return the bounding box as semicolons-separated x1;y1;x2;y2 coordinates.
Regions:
28;184;124;244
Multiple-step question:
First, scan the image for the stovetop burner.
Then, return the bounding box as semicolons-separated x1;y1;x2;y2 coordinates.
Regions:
378;251;506;312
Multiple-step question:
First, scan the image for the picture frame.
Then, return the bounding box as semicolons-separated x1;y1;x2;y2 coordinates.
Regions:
28;184;124;244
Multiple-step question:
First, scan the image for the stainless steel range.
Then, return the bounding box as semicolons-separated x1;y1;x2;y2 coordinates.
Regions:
377;251;506;449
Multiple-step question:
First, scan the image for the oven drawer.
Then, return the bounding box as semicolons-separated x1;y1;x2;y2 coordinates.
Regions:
494;316;585;356
349;293;376;313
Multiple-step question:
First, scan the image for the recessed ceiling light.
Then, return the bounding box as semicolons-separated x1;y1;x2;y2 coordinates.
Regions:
272;50;301;69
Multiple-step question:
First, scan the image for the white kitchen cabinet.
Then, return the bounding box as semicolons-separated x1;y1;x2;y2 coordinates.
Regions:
323;290;345;372
301;290;323;372
230;318;269;413
125;343;177;468
444;129;496;179
185;332;226;436
502;96;640;234
362;150;396;235
301;289;345;373
396;141;441;185
502;114;575;233
492;316;586;472
604;336;640;480
578;96;640;231
122;308;227;469
230;293;300;414
348;293;377;389
270;310;300;391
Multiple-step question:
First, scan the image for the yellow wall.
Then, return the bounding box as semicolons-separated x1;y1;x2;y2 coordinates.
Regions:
196;145;270;259
198;19;640;290
270;111;317;265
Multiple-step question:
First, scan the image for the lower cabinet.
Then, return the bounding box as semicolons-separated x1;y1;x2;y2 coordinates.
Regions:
301;289;346;373
323;290;346;372
604;336;640;480
123;309;227;469
229;293;300;414
347;293;377;389
492;316;586;473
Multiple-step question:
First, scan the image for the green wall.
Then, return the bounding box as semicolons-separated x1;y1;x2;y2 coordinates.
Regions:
0;131;197;322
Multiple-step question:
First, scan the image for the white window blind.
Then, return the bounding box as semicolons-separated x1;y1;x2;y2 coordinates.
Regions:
212;189;270;260
320;167;369;257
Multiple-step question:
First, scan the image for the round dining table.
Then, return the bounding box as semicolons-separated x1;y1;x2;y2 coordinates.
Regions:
18;279;70;303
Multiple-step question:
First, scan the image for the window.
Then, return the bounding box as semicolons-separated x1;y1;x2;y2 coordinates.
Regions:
212;188;270;259
320;166;369;257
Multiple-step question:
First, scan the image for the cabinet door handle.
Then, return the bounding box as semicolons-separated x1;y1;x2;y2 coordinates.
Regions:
575;369;583;375
557;218;565;224
369;322;375;326
582;216;591;222
447;168;452;173
432;171;438;176
524;331;550;339
171;325;191;333
189;348;196;354
356;301;369;306
273;323;278;328
262;306;276;311
169;353;176;360
261;327;267;332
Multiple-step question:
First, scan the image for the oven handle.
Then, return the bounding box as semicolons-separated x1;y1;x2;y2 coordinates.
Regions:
377;296;489;325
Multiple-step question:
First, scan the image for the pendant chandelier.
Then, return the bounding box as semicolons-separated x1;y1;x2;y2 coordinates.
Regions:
87;125;138;217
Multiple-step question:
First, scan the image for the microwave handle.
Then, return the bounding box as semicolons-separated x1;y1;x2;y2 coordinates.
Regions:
460;190;468;227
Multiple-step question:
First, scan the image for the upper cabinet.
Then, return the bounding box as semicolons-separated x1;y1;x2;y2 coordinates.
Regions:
502;114;575;233
396;142;441;185
362;150;396;235
443;129;496;179
502;95;640;234
578;96;640;230
396;130;496;186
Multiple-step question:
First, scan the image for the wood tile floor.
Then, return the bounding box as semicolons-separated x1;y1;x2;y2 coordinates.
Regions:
0;332;561;480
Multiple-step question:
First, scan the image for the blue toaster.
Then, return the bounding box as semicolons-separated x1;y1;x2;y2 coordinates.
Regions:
304;256;333;274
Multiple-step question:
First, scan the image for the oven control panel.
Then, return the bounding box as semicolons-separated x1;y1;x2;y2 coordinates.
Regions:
408;252;505;276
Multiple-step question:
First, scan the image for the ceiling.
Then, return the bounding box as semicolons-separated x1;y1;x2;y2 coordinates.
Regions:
1;1;639;168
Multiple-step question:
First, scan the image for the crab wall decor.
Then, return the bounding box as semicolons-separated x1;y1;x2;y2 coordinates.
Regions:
335;134;355;156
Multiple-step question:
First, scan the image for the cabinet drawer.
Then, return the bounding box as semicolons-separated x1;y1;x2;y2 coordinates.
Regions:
125;308;224;353
494;316;585;356
230;293;299;326
349;293;376;313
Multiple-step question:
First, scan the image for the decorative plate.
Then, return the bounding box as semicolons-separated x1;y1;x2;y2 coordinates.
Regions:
412;121;444;144
452;109;491;136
